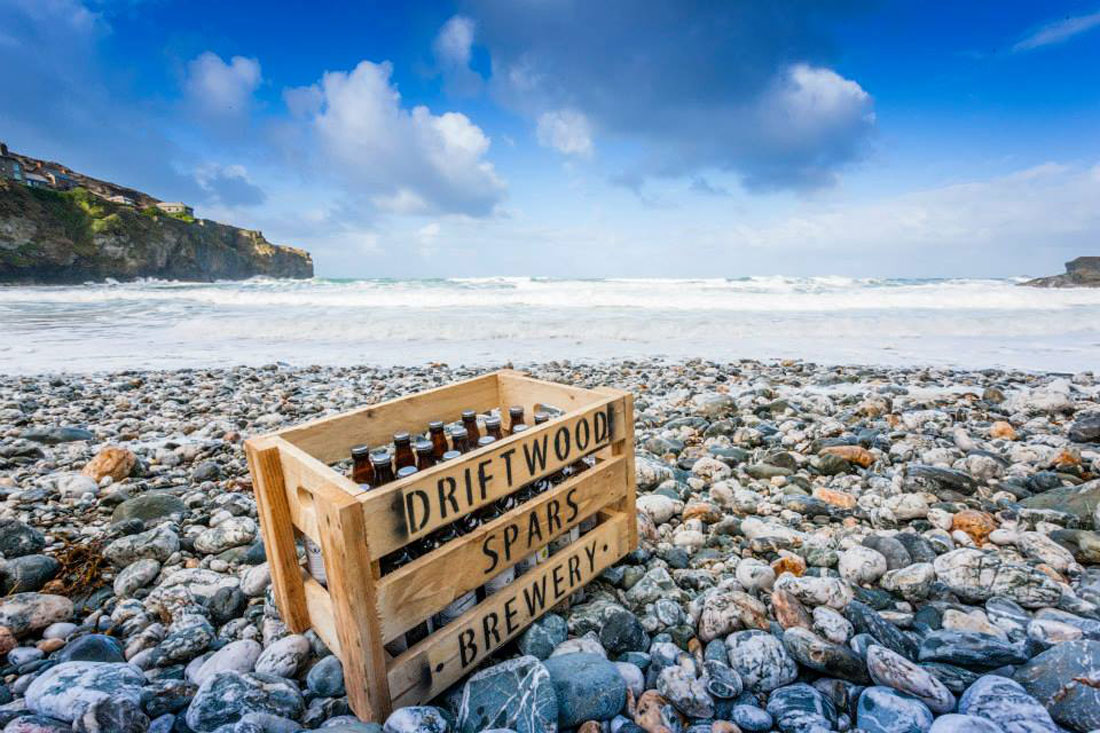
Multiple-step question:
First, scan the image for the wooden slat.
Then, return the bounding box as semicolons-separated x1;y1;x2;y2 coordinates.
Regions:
496;370;607;424
277;372;501;463
273;437;366;543
317;497;391;722
376;454;627;641
302;575;340;656
387;512;630;708
360;394;628;557
245;441;310;632
597;387;639;551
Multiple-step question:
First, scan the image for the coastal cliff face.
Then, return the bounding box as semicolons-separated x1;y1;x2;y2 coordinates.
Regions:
0;181;313;284
1021;256;1100;288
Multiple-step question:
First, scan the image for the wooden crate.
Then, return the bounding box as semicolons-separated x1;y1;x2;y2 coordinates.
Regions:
243;369;637;722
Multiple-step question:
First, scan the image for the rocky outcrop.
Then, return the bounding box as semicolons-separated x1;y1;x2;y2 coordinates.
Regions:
0;182;312;283
1021;256;1100;288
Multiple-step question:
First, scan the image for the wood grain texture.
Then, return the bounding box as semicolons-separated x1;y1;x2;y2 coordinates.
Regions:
277;372;501;463
317;497;391;722
387;512;630;708
245;440;310;632
359;394;627;557
375;454;628;641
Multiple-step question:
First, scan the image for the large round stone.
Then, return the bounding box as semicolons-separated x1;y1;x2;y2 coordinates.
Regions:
1014;639;1100;732
542;652;626;728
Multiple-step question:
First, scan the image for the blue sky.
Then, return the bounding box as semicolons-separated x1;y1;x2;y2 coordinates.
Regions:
2;0;1099;278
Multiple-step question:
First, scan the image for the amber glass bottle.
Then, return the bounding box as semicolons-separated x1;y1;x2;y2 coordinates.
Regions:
414;439;435;470
450;425;470;454
428;420;447;461
351;444;373;485
485;414;504;440
461;409;481;444
509;405;526;433
393;431;415;470
370;449;395;486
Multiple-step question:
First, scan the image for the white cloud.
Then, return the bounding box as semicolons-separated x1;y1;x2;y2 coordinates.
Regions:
1014;10;1100;52
433;15;481;95
194;163;265;207
184;52;262;124
728;162;1100;263
536;109;594;158
304;60;505;217
434;15;475;68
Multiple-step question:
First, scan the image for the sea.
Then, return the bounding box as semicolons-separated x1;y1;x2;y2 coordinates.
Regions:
2;276;1099;375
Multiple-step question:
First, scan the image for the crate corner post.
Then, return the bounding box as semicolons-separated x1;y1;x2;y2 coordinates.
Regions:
317;496;393;723
245;438;310;632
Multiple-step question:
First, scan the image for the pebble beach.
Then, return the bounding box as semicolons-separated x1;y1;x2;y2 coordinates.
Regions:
1;358;1099;733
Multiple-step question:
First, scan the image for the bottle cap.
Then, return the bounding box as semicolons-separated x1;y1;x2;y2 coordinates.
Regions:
477;436;496;447
462;409;477;420
370;449;392;466
534;411;550;424
441;450;461;461
351;444;370;458
485;415;502;428
428;420;444;431
511;423;529;432
450;426;468;439
414;438;433;453
509;405;524;417
393;431;411;444
397;465;419;478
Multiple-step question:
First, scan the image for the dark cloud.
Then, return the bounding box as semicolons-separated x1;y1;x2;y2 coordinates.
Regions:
463;0;876;191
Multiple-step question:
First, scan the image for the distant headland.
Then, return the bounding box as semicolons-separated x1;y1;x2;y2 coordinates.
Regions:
1021;256;1100;288
0;142;312;284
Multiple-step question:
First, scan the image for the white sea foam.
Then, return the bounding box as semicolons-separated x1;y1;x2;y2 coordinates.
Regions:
1;276;1098;374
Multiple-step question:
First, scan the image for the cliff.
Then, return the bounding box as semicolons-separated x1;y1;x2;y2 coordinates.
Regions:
0;181;312;283
1021;256;1100;288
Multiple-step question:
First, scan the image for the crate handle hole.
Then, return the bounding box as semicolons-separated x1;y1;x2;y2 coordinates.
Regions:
297;486;316;517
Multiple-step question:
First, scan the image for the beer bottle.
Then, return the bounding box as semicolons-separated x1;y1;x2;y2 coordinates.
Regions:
351;444;373;485
428;420;448;461
450;425;470;454
461;409;481;444
304;538;327;586
393;431;415;470
433;514;476;627
485;414;504;441
509;405;526;434
370;449;395;486
399;536;435;647
414;439;435;470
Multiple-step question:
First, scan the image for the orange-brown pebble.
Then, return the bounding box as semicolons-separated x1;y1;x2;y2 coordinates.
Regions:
952;509;997;545
990;421;1016;440
771;587;812;629
813;486;857;510
185;557;202;569
712;722;742;733
682;501;722;523
578;723;603;733
688;636;704;663
771;554;806;577
37;638;65;653
81;445;136;482
635;690;680;733
1036;564;1067;583
0;627;16;657
40;580;66;595
1052;448;1081;468
819;445;875;468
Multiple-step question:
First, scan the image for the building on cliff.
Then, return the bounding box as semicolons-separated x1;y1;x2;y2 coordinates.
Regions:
156;201;194;216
